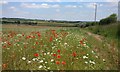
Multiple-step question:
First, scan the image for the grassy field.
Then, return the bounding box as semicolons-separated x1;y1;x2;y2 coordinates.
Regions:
1;24;118;70
84;23;118;50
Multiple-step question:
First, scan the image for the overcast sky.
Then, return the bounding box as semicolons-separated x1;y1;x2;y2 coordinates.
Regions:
0;0;119;21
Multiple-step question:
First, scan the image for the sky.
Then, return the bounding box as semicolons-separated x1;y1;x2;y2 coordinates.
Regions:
0;0;119;21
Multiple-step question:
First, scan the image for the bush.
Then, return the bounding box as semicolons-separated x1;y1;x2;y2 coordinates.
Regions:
99;14;117;25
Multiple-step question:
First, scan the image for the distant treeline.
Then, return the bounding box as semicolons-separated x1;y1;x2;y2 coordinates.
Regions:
1;20;37;25
0;13;117;27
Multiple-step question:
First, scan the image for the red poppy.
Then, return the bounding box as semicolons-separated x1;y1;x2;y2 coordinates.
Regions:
34;53;39;57
56;61;60;64
26;36;31;39
2;64;7;69
50;36;53;42
57;55;61;59
62;61;66;65
24;45;27;48
7;42;11;46
80;40;83;45
2;45;6;48
57;50;60;53
53;54;56;56
36;42;38;45
72;52;77;57
38;33;41;37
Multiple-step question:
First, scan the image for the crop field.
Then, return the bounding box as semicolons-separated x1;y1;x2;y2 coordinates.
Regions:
1;24;118;70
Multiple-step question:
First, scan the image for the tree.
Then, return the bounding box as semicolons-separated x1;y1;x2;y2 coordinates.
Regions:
99;14;117;25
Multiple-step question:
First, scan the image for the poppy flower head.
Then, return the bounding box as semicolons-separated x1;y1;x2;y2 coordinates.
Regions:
62;61;66;65
57;55;61;59
7;42;11;46
56;61;60;64
37;33;41;37
50;36;53;42
36;42;39;45
57;50;60;53
72;52;77;57
53;54;56;56
2;64;7;69
34;53;39;57
80;40;83;45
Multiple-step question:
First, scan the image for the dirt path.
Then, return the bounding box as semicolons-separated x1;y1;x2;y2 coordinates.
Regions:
86;31;118;68
87;32;103;42
86;31;117;51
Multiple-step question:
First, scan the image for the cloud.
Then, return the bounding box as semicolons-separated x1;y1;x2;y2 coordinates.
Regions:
86;3;104;8
0;1;8;5
9;6;17;11
8;6;29;15
106;0;119;2
21;3;60;8
86;3;96;8
65;5;77;8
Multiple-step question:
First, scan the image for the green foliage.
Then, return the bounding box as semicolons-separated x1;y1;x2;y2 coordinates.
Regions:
99;14;117;25
86;23;118;41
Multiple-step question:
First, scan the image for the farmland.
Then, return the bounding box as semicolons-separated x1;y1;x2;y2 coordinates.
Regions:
1;24;118;70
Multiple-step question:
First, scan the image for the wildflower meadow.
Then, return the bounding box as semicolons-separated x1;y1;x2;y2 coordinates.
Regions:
1;25;118;70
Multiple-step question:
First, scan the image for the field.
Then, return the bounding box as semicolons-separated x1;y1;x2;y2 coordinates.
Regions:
1;24;118;70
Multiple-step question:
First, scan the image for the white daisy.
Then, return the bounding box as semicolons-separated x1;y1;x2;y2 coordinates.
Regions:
22;57;26;60
27;61;31;64
51;59;54;62
64;42;67;45
47;52;50;55
85;61;88;64
45;61;48;64
39;65;43;69
32;58;36;61
39;60;44;63
47;67;50;69
103;59;105;62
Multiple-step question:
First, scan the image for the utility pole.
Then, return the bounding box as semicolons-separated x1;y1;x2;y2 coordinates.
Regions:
94;4;97;22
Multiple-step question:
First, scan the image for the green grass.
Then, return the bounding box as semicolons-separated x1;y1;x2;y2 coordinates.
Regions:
83;23;119;70
1;24;118;70
85;23;118;48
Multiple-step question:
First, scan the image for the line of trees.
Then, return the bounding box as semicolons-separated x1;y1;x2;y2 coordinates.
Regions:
2;20;37;25
1;13;117;27
99;14;117;25
76;13;117;28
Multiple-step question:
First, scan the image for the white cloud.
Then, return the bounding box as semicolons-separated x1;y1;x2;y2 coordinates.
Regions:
9;6;17;11
9;6;29;14
21;3;60;8
65;5;77;8
0;1;8;5
86;3;96;9
106;0;119;2
52;5;60;8
86;3;104;8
